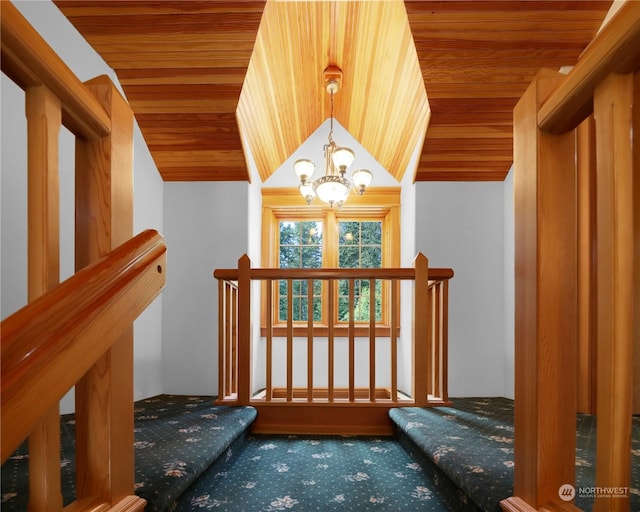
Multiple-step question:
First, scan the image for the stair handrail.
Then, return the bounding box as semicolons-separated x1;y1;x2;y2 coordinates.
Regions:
1;229;166;463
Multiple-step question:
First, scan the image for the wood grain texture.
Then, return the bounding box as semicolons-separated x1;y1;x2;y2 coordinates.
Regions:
53;1;613;182
593;71;634;512
25;84;64;512
1;1;110;139
512;69;577;509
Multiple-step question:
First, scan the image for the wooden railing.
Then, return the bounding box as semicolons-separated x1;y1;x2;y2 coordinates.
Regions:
502;3;640;512
214;253;453;434
1;230;166;460
1;3;166;511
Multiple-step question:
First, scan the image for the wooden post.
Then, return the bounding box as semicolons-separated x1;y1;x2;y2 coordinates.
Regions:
504;69;578;511
593;71;634;512
74;76;138;506
237;254;252;404
633;70;640;417
26;85;63;512
412;253;429;407
576;115;598;415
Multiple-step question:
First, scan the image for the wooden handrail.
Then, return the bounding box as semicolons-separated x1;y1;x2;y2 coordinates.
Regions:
0;1;111;139
1;229;166;463
214;267;454;281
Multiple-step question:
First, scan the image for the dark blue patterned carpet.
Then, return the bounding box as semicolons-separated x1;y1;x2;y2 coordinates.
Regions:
391;398;640;512
174;434;457;511
3;396;638;512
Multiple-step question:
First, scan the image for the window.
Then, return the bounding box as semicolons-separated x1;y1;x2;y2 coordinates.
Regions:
278;220;323;322
262;188;400;333
337;220;382;322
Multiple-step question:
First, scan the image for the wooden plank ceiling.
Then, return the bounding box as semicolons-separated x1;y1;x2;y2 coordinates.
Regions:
54;0;612;182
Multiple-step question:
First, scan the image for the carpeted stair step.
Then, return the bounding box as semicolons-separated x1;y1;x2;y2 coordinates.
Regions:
131;395;257;511
389;398;516;512
1;395;257;512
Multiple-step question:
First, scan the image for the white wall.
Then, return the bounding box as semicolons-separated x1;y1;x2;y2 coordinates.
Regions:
161;182;248;394
416;181;508;396
1;1;165;407
503;169;515;398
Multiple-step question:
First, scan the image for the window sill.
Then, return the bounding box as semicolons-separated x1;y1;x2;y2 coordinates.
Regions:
260;325;400;338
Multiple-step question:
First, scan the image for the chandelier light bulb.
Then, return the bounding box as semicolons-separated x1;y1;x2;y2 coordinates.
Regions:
352;168;373;194
331;147;355;174
294;159;315;183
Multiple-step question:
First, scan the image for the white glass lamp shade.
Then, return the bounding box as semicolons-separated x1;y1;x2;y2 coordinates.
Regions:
294;159;315;182
314;175;350;207
299;182;316;204
331;147;355;173
352;168;373;194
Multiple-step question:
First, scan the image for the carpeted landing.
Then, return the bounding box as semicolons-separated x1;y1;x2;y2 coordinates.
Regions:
173;434;458;511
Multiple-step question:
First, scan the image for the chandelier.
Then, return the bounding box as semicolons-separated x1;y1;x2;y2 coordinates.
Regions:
294;67;373;207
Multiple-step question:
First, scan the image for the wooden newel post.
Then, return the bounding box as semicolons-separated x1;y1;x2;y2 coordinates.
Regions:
74;75;140;507
593;71;635;512
503;68;578;511
412;252;429;407
237;254;252;405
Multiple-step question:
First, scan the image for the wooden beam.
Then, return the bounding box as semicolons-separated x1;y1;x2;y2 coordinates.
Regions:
506;68;577;510
538;1;640;134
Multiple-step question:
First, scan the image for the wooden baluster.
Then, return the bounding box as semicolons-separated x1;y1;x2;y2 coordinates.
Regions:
286;279;293;401
218;279;225;398
593;71;634;512
433;283;442;400
429;284;436;399
412;253;429;407
328;279;335;402
266;279;273;401
440;279;450;405
369;278;376;401
348;278;355;402
307;278;314;402
231;284;238;396
26;84;63;512
390;279;398;401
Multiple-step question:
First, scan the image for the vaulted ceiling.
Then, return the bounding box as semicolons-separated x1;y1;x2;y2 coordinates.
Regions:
54;0;612;183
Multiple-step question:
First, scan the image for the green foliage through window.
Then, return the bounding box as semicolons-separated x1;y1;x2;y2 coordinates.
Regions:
278;221;322;322
277;219;383;323
338;221;382;321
